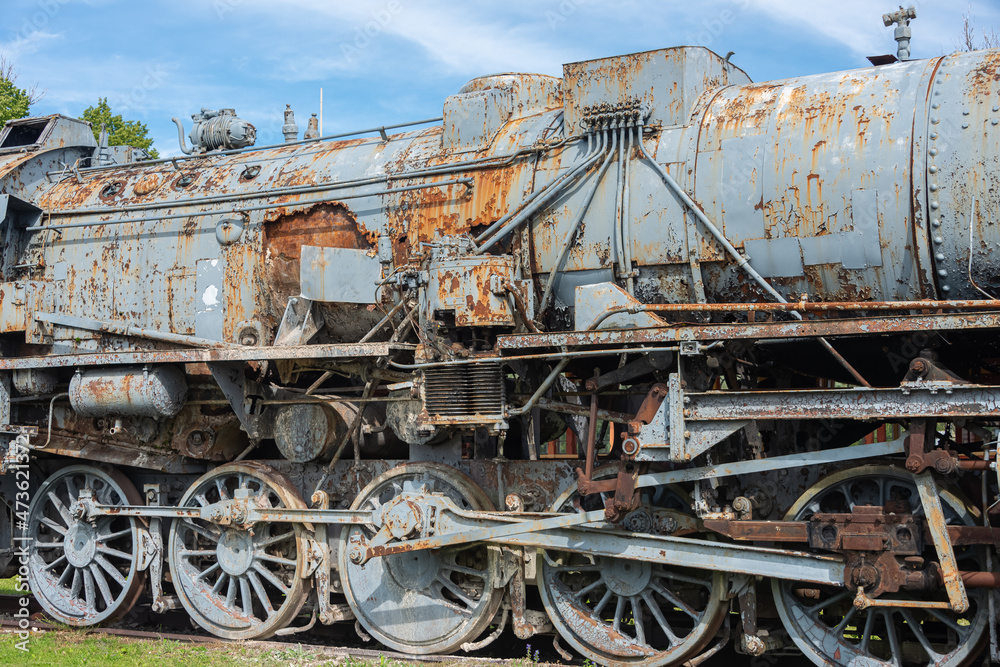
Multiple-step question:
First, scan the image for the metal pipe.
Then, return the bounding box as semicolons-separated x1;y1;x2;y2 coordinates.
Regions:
171;117;193;155
539;130;616;314
35;312;239;348
613;124;625;279
474;133;598;245
63;116;445;175
507;357;571;417
585;299;1000;330
29;179;473;231
358;299;407;344
622;125;635;295
475;136;608;254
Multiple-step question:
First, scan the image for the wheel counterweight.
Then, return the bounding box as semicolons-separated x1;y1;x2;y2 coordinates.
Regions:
339;462;503;655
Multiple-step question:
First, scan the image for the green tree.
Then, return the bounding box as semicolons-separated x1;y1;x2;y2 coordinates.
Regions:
0;57;42;127
80;98;159;159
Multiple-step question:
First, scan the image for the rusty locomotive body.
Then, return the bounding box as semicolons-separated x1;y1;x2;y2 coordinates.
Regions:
3;44;1000;666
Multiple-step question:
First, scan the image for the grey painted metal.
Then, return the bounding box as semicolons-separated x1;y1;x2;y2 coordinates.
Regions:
635;439;905;489
300;246;383;304
69;366;188;418
498;311;1000;349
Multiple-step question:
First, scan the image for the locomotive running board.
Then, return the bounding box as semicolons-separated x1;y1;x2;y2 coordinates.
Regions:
497;311;1000;349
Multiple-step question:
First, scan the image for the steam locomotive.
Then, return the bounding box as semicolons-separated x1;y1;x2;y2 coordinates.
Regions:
2;35;1000;666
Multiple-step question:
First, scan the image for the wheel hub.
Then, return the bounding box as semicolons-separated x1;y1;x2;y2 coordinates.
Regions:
63;522;97;568
384;549;441;590
217;529;255;576
601;556;652;596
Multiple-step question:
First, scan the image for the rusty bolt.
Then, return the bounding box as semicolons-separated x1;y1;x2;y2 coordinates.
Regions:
684;430;691;439
349;547;365;564
505;494;524;512
905;456;922;472
683;409;690;417
911;359;926;373
210;507;224;522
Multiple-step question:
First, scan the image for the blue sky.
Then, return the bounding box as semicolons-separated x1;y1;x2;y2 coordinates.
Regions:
3;0;999;156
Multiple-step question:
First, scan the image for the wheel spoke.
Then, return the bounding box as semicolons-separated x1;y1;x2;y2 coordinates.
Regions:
248;571;274;619
859;609;877;653
225;576;237;608
182;519;220;543
612;595;625;632
33;541;63;550
212;572;228;595
652;581;699;620
441;562;487;578
83;569;95;609
70;568;82;597
592;589;613;616
43;555;67;573
97;545;134;561
89;563;114;607
98;527;131;542
41;517;67;535
833;605;858;636
435;574;476;610
899;609;943;660
252;562;290;595
882;610;903;667
239;576;253;617
573;578;604;601
643;590;681;646
254;552;297;567
804;589;851;615
179;548;216;559
57;563;74;586
47;491;73;525
630;596;646;645
195;562;221;581
254;531;293;549
94;555;127;587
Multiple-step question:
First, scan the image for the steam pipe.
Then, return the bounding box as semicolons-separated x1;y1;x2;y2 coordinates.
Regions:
171;117;193;155
540;130;617;314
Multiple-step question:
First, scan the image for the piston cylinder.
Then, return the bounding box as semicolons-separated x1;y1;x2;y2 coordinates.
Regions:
69;366;188;418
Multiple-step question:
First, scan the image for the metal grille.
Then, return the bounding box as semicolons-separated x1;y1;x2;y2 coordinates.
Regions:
423;363;505;422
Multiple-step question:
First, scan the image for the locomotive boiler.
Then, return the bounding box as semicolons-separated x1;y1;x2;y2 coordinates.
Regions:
3;36;1000;667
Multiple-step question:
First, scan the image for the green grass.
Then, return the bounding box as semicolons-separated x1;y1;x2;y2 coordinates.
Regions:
0;628;490;667
0;577;21;595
